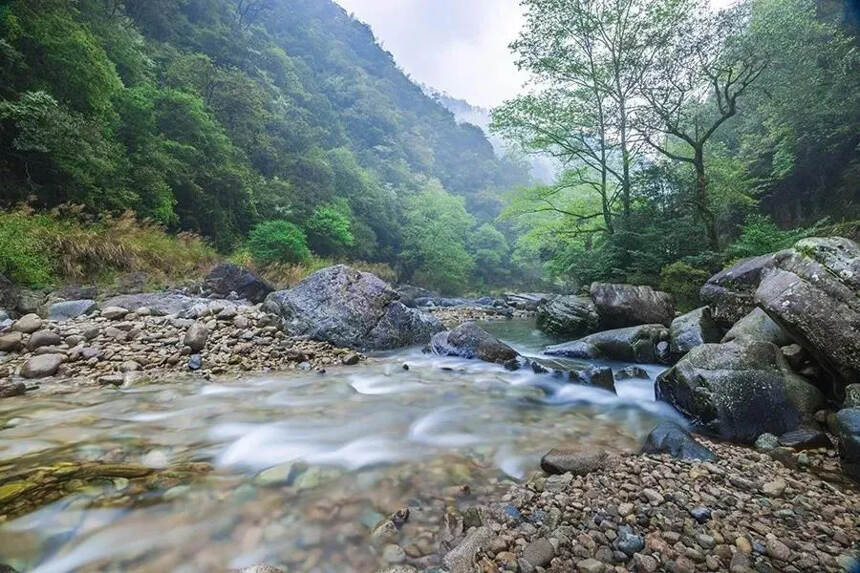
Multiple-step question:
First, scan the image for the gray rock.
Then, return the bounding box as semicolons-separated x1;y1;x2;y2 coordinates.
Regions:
15;290;45;315
523;538;554;567
47;299;96;321
536;295;599;338
504;292;552;311
0;309;10;323
545;324;670;364
27;330;61;350
442;526;493;573
365;302;443;350
755;237;860;385
754;433;780;451
570;365;615;392
263;265;442;350
100;293;215;317
540;449;607;475
183;323;209;352
781;344;808;370
0;273;16;313
0;331;23;352
700;251;785;328
640;421;716;461
690;507;712;524
778;428;832;450
431;322;519;365
655;341;824;443
590;282;674;329
669;307;722;357
0;382;26;398
722;307;793;346
188;354;203;371
100;306;129;320
845;384;860;408
21;353;65;378
203;263;273;303
616;526;645;555
615;366;649;381
12;313;42;334
835;409;860;481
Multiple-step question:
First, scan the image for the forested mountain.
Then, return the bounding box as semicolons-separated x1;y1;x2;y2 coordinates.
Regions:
0;0;530;291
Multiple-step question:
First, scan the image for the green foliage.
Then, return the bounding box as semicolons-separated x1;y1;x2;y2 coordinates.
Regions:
0;211;55;286
727;214;818;259
399;181;475;294
304;201;355;255
469;224;510;287
659;262;712;312
248;220;311;266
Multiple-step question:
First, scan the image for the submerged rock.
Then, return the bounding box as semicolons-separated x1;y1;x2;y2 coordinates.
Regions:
589;282;674;329
669;306;722;357
541;449;607;475
263;265;442;350
655;341;824;443
641;421;716;461
431;322;519;365
545;324;671;364
536;294;599;338
835;408;860;481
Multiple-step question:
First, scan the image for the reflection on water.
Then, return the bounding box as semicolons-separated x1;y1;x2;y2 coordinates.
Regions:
0;319;677;572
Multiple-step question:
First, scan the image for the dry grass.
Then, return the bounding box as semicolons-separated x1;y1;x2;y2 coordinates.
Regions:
230;250;397;289
0;206;217;287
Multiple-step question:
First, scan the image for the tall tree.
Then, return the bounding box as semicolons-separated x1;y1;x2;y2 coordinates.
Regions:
639;2;768;250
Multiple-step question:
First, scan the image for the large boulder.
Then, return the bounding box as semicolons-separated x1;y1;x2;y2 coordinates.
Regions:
536;295;600;338
203;263;273;303
669;307;722;357
503;292;552;311
430;322;519;365
835;408;860;481
655;341;824;443
589;283;674;329
545;324;671;364
396;284;437;308
47;299;97;322
722;307;794;346
755;237;860;385
263;265;442;350
700;251;785;329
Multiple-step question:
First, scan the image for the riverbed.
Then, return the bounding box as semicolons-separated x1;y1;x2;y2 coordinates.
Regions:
0;319;681;572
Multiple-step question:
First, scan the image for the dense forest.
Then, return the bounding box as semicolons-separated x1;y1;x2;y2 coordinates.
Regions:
493;0;859;307
0;0;532;293
0;0;857;301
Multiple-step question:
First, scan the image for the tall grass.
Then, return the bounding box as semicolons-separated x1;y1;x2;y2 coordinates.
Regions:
230;249;397;289
0;206;217;288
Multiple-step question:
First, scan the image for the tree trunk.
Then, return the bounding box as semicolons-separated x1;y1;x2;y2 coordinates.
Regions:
693;147;719;250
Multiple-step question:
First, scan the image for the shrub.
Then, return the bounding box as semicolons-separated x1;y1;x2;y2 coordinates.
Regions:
247;220;311;266
727;214;818;259
304;202;354;255
659;261;712;312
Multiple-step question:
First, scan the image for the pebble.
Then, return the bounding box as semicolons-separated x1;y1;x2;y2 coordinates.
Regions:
522;537;554;566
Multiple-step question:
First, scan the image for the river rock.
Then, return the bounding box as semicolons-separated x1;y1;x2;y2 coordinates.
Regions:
669;306;721;357
263;265;442;350
47;299;96;321
640;421;716;461
589;282;674;329
523;537;554;566
722;307;793;346
845;384;860;408
541;449;607;475
0;331;23;352
365;301;443;350
443;526;493;573
0;381;26;398
430;322;518;365
100;293;215;317
0;273;15;313
755;237;860;385
12;313;42;334
396;284;437;307
183;323;209;352
504;292;552;311
545;324;670;364
536;294;599;338
203;263;273;303
700;251;784;328
835;408;860;481
777;428;832;450
570;365;615;392
656;341;824;443
27;329;61;350
615;366;649;380
100;306;129;320
21;353;66;378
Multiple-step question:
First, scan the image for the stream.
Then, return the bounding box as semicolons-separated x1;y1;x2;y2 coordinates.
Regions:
0;319;682;572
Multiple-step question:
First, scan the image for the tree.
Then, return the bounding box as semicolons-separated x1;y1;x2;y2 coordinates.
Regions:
248;220;311;265
304;200;355;255
639;1;768;249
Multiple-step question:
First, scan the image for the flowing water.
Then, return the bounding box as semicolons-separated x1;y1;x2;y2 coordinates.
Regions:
0;319;681;572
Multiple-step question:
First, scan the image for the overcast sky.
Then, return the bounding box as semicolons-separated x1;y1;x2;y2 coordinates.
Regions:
334;0;734;109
